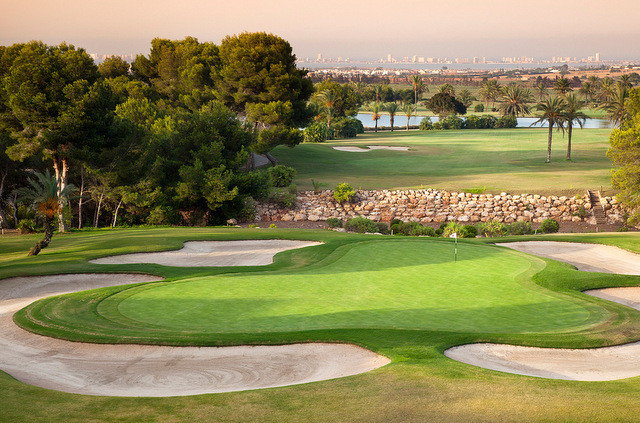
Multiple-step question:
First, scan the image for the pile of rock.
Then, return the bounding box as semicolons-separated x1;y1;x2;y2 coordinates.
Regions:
255;189;625;225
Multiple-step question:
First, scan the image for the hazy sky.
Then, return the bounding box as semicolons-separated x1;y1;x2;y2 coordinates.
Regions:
2;0;639;60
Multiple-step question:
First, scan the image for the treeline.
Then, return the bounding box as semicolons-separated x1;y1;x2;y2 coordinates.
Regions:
0;33;312;230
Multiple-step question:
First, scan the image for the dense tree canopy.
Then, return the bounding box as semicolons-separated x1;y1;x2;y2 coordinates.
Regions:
608;88;640;225
0;34;315;234
425;92;467;118
216;32;312;128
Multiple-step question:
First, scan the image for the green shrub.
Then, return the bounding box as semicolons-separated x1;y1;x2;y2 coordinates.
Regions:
440;116;464;130
419;117;433;130
540;218;560;233
375;222;389;234
230;170;272;201
393;221;435;237
269;223;277;229
441;221;461;237
572;206;588;219
303;122;329;142
269;189;297;208
311;179;327;193
508;221;533;235
344;216;379;233
326;217;342;228
478;220;508;237
333;183;356;203
474;104;485;112
496;115;517;128
460;225;477;238
268;165;297;187
17;219;37;234
333;117;364;138
390;218;403;227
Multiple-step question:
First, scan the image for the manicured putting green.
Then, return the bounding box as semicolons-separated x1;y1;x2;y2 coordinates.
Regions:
112;240;600;334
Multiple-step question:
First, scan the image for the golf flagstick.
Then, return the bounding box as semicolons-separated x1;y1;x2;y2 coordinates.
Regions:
450;232;458;262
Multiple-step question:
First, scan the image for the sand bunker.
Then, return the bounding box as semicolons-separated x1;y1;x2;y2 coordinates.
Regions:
332;145;409;152
90;239;323;267
445;240;640;381
0;273;389;396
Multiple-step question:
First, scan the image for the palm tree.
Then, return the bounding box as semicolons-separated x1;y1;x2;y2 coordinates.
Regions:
402;104;414;130
553;77;572;96
385;102;400;131
17;170;75;256
498;85;533;117
618;74;633;89
371;103;381;132
439;83;455;97
563;94;588;160
458;89;474;108
410;75;427;113
479;80;501;110
598;77;614;103
534;83;549;101
373;84;383;104
578;81;595;103
598;83;629;126
587;75;600;88
317;89;336;140
533;97;567;163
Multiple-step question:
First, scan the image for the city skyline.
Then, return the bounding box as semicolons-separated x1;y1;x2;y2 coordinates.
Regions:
2;0;640;61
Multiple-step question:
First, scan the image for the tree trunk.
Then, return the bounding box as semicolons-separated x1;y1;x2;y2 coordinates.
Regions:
52;155;69;233
0;167;8;229
566;122;573;161
390;116;394;131
375;119;378;132
546;123;553;163
10;192;18;227
94;191;104;228
78;165;85;229
265;152;278;167
112;198;123;228
28;216;53;256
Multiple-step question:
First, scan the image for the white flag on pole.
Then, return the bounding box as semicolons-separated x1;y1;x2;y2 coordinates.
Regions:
449;233;457;238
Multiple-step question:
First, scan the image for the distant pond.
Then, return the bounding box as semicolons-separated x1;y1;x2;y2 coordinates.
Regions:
355;113;613;129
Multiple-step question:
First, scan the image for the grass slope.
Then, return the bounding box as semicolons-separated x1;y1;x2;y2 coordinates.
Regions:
3;228;640;422
273;128;612;194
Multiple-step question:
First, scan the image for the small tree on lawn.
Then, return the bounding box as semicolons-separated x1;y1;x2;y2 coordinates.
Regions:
18;170;75;256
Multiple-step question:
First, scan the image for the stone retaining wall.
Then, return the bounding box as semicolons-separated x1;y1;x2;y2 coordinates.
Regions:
255;189;625;226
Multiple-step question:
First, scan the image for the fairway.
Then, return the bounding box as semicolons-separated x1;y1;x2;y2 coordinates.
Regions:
273;128;613;194
114;240;595;334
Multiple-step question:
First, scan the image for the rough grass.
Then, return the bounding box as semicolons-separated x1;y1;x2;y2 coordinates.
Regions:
274;128;613;194
3;228;640;422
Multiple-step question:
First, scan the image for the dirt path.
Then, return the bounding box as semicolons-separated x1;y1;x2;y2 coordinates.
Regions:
0;240;389;397
445;240;640;381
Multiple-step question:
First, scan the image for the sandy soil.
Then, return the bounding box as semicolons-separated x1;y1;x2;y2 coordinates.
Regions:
445;240;640;381
1;240;390;397
332;145;409;152
90;239;323;267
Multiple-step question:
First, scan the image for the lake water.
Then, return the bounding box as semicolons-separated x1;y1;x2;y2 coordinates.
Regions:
355;113;613;129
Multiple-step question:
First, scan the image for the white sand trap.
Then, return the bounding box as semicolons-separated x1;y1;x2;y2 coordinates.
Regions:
445;241;640;381
332;145;409;152
90;239;323;267
0;274;390;396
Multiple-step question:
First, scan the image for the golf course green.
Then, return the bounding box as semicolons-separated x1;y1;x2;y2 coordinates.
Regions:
3;228;640;422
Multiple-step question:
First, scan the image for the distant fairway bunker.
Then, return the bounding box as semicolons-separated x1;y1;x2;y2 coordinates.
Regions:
445;241;640;381
332;145;409;152
90;239;322;267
